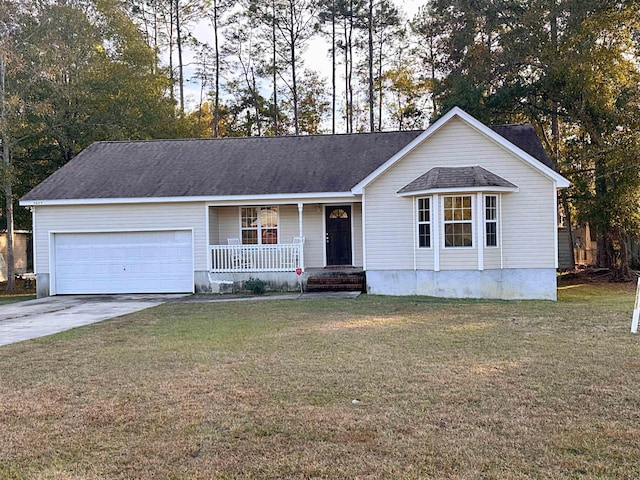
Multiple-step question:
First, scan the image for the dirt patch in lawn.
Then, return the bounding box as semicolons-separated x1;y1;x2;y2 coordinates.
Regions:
558;268;637;291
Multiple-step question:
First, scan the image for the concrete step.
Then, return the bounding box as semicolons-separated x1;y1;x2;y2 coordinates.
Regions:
305;272;365;292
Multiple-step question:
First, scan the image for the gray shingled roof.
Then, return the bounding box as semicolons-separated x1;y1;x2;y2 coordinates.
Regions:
21;123;551;201
490;124;553;168
398;166;517;194
22;132;423;201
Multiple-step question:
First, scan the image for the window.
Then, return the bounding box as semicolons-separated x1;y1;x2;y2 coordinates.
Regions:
443;195;472;247
241;207;278;244
417;197;431;248
329;208;349;219
485;195;498;247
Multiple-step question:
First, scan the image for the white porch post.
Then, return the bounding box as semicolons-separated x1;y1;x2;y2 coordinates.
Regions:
298;202;304;270
477;192;484;271
432;194;440;272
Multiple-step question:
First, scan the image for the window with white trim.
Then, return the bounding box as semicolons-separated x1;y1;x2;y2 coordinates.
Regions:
485;195;498;247
241;207;279;244
443;195;473;247
417;197;431;248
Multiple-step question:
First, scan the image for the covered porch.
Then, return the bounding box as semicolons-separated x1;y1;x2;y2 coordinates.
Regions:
206;201;363;275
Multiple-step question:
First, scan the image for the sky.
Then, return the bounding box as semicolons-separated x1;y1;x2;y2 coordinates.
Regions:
181;0;425;113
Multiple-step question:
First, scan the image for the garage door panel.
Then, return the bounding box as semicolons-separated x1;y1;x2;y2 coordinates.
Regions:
54;231;193;294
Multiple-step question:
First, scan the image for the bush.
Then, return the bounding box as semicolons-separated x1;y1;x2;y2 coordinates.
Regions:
244;277;266;295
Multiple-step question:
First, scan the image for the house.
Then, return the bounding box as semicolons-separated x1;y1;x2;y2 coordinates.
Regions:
20;107;569;300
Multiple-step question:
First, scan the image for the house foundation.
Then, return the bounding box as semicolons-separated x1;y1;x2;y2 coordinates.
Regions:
366;269;557;300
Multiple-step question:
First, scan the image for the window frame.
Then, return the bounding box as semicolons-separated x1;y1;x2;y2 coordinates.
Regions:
240;206;280;245
484;195;499;248
442;195;473;248
416;197;432;249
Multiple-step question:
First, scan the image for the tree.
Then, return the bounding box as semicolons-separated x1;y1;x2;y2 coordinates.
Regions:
296;69;330;134
420;0;640;278
362;0;399;131
223;10;269;135
263;0;319;135
1;0;184;291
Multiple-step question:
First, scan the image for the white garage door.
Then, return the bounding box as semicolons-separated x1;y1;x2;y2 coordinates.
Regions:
54;231;193;294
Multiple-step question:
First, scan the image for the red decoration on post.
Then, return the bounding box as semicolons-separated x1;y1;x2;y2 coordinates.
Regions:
295;268;302;275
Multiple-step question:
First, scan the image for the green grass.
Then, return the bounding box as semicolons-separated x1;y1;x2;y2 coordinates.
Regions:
0;294;36;305
1;283;639;479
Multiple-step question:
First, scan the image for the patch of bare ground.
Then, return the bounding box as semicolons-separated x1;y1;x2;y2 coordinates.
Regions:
1;284;639;479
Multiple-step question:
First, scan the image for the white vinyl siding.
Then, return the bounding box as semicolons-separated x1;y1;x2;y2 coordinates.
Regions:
34;202;206;274
364;117;557;271
352;203;363;267
217;206;238;244
301;205;324;268
208;208;219;245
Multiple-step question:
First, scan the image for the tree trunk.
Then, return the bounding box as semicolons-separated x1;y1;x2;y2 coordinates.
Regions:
168;0;175;104
343;17;349;133
213;0;220;137
3;166;14;291
347;1;353;133
377;41;383;131
429;35;437;117
289;0;299;134
272;0;279;135
251;68;261;136
0;54;14;291
331;0;336;134
175;0;185;114
367;0;374;131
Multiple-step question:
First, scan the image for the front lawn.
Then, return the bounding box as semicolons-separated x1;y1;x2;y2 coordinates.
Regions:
0;294;36;305
1;283;639;479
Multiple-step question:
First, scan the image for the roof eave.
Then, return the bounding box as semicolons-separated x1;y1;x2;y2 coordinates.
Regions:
397;185;519;197
19;191;359;207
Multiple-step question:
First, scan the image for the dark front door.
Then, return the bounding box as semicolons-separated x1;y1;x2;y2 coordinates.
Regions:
326;206;352;265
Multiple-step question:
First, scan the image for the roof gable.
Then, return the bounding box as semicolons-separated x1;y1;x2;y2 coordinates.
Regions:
352;107;569;193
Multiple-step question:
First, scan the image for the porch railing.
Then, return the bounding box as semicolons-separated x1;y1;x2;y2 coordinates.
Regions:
210;244;303;273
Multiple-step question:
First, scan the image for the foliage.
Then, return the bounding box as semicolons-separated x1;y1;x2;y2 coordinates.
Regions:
1;0;187;229
243;276;267;294
416;0;640;276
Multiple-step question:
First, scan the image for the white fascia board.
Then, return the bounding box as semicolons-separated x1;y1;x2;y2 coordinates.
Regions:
397;185;518;197
351;106;570;193
20;191;358;207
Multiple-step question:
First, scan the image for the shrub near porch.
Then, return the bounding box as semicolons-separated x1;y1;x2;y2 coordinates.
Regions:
0;283;638;479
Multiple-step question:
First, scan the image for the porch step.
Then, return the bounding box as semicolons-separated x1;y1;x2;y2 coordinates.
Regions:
305;272;365;293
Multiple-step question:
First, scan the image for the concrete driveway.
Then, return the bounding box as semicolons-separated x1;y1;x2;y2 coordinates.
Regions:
0;294;186;347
